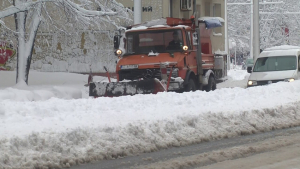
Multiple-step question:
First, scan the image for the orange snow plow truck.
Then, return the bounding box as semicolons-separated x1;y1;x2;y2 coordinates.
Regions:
89;17;227;97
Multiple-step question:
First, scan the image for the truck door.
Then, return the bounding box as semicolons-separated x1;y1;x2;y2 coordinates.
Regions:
186;30;197;73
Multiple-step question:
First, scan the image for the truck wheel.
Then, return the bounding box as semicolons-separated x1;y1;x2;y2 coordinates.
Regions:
205;76;216;92
185;79;196;92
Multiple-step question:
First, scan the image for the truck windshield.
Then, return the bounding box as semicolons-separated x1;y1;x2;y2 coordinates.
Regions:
125;29;183;55
253;56;297;72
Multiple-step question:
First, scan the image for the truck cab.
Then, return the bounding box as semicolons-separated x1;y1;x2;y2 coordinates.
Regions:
117;26;197;91
89;17;227;97
115;17;226;92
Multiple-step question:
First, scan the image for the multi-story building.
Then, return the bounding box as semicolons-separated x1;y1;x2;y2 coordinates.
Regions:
117;0;227;54
1;0;227;73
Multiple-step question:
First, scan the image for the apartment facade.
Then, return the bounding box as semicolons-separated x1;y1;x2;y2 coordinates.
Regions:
1;0;227;73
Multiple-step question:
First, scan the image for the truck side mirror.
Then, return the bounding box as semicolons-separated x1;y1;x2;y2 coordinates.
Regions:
113;35;120;50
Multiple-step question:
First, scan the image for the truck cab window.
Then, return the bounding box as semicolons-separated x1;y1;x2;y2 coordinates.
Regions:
192;32;198;46
186;31;192;50
125;29;184;54
127;35;133;53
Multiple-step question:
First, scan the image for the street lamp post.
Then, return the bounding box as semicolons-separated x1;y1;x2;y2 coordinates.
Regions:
235;42;237;69
253;0;260;62
134;0;142;24
225;0;230;70
250;0;253;59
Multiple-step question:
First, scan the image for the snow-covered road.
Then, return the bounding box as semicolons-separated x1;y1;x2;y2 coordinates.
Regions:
1;69;300;169
197;129;300;169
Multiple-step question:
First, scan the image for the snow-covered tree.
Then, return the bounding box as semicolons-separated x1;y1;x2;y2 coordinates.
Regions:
228;0;300;58
0;0;132;84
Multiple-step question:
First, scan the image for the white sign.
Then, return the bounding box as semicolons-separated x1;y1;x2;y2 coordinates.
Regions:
120;65;139;69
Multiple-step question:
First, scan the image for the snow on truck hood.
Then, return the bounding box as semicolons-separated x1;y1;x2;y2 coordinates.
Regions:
249;70;297;81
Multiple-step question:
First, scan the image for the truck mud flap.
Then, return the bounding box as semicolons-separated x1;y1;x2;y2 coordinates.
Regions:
89;79;166;97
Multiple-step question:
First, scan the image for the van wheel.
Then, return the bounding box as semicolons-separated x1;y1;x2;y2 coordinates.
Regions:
205;76;216;92
185;79;196;92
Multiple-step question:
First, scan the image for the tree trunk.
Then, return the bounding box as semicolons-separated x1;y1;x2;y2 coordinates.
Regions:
15;11;27;84
14;0;41;84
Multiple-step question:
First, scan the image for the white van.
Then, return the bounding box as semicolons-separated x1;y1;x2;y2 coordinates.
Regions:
247;45;300;87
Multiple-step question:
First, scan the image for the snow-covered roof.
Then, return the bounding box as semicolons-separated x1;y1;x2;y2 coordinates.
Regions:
264;45;300;51
130;26;148;30
261;45;300;58
214;50;228;55
198;17;225;23
175;25;190;28
150;25;170;28
132;18;167;28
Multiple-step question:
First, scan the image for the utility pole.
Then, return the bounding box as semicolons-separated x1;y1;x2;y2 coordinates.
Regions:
253;0;260;62
225;0;230;70
250;0;253;59
134;0;142;24
235;40;237;69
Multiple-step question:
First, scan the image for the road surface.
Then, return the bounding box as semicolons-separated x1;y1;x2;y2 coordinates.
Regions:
70;126;300;169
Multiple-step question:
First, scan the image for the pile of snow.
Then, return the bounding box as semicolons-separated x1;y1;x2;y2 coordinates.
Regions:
1;70;300;169
0;71;109;101
217;68;250;89
228;69;249;81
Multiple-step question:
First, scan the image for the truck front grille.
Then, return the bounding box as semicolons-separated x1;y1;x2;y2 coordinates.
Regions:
257;79;284;85
119;69;162;81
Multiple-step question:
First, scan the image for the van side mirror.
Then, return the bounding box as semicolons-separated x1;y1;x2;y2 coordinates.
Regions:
247;67;252;73
113;35;120;50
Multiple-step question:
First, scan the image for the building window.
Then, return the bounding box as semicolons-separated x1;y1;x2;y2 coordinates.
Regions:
205;2;210;16
196;5;201;19
213;3;222;34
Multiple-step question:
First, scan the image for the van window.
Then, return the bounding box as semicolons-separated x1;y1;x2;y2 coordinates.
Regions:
298;56;300;71
253;56;297;72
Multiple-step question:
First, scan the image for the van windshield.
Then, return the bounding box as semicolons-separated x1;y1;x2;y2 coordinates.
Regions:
253;56;297;72
125;29;183;55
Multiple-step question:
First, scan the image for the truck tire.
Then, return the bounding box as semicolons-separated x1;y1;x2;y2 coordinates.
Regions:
205;76;216;92
185;79;196;92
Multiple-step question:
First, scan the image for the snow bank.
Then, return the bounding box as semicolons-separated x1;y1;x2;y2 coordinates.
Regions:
0;71;108;101
1;70;300;169
1;97;300;169
228;69;249;81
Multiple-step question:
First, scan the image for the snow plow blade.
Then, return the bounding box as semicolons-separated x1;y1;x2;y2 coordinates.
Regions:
89;79;166;97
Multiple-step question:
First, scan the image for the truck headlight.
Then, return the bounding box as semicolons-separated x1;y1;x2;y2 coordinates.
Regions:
248;80;257;86
183;46;188;51
116;49;122;55
284;78;295;82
